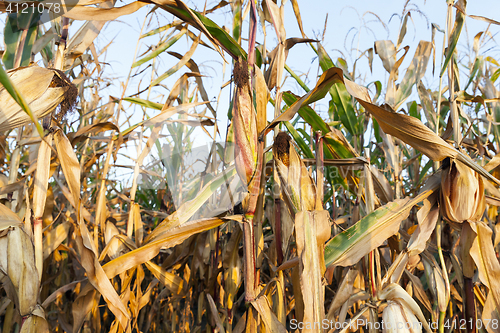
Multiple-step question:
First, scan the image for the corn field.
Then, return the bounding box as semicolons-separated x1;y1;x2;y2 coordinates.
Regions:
0;0;500;332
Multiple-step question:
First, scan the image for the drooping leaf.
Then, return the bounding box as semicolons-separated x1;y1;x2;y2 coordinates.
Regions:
324;181;438;267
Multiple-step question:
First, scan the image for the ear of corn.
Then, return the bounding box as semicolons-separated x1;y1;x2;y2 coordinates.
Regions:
440;158;485;223
0;66;76;132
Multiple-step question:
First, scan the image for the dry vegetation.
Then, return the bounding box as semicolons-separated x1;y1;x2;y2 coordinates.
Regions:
0;0;500;332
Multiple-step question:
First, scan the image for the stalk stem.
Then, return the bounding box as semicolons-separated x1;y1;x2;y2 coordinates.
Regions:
436;219;450;333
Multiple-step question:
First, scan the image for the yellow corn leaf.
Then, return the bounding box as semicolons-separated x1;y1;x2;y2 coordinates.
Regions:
42;222;70;260
144;261;184;294
469;221;500;329
408;191;439;256
103;217;236;279
54;129;130;330
251;295;287;333
0;202;23;230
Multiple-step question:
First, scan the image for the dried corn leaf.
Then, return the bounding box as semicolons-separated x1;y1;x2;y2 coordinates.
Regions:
32;133;52;219
326;268;359;319
374;40;397;75
405;270;433;313
251;295;287;333
42;222;70;260
265;38;315;90
144;261;184;294
54;129;130;330
59;1;149;21
207;294;225;333
393;41;432;109
325;179;438;267
146;166;237;241
168;52;216;116
337;67;500;186
103;216;236;279
483;293;500;333
469;221;500;328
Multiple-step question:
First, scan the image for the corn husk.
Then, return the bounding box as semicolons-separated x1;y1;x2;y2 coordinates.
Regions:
382;300;422;333
440;158;485;223
379;283;432;333
0;66;76;132
232;58;257;187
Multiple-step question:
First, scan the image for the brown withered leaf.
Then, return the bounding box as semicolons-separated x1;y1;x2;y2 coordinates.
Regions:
54;129;130;330
250;296;287;333
335;67;500;186
102;217;236;279
325;177;439;268
265;38;316;90
407;190;439;256
469;221;500;329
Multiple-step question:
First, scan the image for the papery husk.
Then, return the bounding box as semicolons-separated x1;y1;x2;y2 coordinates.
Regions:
440;158;485;223
378;283;431;333
382;300;422;333
232;58;257;187
0;66;76;132
273;131;316;212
